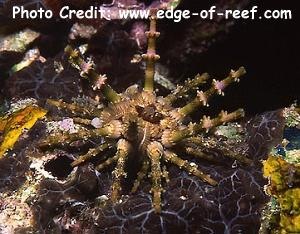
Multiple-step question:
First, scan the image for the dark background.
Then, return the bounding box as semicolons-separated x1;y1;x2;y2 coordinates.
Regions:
163;0;299;115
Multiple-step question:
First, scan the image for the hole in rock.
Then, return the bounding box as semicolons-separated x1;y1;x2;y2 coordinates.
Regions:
44;155;74;179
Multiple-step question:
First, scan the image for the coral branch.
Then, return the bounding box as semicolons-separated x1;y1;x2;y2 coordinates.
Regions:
38;128;97;148
143;16;160;92
200;109;245;130
217;145;252;165
64;46;120;103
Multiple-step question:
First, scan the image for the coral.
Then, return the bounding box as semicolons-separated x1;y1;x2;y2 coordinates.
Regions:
263;155;299;193
0;105;47;157
283;105;300;128
260;108;300;234
263;155;300;233
39;17;252;215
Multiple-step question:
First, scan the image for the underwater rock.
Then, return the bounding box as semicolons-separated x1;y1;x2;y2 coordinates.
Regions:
4;53;82;101
0;117;81;232
0;28;39;53
68;22;98;41
0;149;29;192
0;105;47;192
259;106;300;234
246;110;285;160
0;194;33;233
29;109;284;233
0;28;40;73
32;164;102;232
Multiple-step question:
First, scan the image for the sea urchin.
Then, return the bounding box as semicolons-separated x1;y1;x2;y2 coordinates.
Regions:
39;16;251;213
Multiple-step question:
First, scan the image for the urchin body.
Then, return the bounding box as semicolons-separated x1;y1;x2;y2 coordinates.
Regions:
39;17;250;213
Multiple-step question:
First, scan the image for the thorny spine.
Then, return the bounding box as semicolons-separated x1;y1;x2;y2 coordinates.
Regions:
164;73;209;104
111;139;131;202
142;16;160;92
65;45;121;103
177;67;246;119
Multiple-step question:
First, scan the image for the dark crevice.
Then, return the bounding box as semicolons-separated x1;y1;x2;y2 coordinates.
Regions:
44;155;74;179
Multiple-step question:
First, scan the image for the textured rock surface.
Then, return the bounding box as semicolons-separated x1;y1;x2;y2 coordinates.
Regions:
4;54;82;101
26;110;284;233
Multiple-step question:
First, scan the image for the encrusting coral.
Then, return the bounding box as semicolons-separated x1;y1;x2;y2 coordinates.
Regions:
263;154;300;233
38;16;251;213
